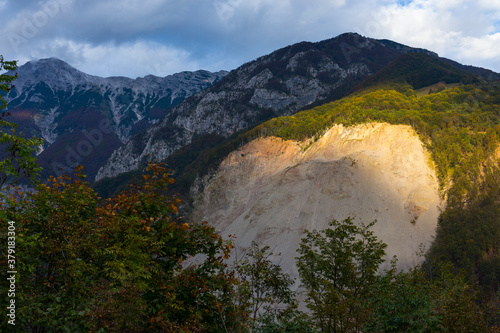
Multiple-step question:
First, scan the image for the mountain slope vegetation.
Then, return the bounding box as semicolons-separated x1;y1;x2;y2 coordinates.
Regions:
194;80;500;294
97;32;479;182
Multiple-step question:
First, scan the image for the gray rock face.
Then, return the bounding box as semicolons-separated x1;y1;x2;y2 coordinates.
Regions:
97;33;436;182
4;58;227;180
6;58;228;145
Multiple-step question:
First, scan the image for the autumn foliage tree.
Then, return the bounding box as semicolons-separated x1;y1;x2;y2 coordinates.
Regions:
1;164;240;332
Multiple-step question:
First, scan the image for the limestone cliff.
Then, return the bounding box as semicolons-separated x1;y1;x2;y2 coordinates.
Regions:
191;123;443;279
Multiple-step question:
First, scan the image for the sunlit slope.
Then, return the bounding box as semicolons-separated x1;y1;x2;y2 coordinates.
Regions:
191;82;500;289
191;123;442;273
249;83;500;194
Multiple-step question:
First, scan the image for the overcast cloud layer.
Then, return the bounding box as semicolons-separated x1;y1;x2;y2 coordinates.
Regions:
1;0;499;78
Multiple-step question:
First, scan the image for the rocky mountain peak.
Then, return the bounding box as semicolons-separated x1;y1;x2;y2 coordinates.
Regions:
9;58;96;96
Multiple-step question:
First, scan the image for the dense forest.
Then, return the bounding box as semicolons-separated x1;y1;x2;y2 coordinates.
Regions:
2;57;500;331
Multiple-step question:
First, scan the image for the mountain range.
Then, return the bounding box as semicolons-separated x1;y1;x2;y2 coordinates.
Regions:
3;33;500;287
5;33;498;184
3;58;227;179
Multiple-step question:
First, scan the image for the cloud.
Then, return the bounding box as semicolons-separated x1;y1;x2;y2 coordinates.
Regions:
1;0;74;53
26;39;207;78
478;0;500;10
456;33;500;67
1;0;499;76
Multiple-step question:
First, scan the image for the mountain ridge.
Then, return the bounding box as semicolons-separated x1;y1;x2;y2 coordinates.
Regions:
97;32;484;182
2;57;227;180
5;57;228;143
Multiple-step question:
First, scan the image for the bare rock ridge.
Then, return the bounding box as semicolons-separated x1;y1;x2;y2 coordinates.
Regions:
190;123;443;278
6;58;227;144
95;33;446;182
4;58;227;180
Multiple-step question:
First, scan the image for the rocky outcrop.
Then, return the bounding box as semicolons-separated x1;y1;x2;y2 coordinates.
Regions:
190;123;443;278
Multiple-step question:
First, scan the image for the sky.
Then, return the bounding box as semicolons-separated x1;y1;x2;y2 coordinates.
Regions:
1;0;499;78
